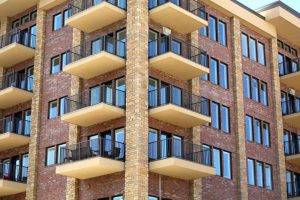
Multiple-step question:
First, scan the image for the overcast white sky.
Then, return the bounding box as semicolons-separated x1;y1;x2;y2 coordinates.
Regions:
237;0;300;12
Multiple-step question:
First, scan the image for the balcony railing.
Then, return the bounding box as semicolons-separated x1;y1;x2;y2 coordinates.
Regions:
284;140;300;156
59;138;125;164
66;34;126;64
148;137;212;166
287;182;300;198
148;0;207;20
68;0;127;16
282;100;300;116
0;29;36;49
0;117;31;136
149;85;210;116
1;72;34;92
0;163;28;183
279;58;300;77
148;35;208;66
63;85;126;114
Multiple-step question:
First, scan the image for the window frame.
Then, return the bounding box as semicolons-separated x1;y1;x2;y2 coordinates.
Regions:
52;12;63;31
48;99;59;119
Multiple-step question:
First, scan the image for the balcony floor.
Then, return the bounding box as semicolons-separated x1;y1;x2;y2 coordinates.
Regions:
286;154;300;166
281;71;300;91
283;112;300;129
0;179;26;197
0;87;33;109
0;0;38;17
0;133;30;151
39;0;66;10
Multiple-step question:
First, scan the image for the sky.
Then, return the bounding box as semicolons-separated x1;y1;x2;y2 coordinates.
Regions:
237;0;300;13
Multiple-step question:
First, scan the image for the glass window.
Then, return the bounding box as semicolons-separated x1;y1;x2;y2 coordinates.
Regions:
112;195;123;200
243;74;251;98
213;148;221;176
62;52;70;68
53;13;62;31
278;54;285;76
59;97;67;115
148;196;158;200
149;78;158;107
265;164;272;190
57;143;66;164
149;30;158;57
172;86;182;106
209;16;217;41
245;115;253;141
222;151;231;179
63;9;71;26
210;58;218;85
49;100;58;119
262;122;270;147
219;62;228;89
21;14;30;24
171;40;181;55
256;161;263;187
117;29;126;57
92;38;102;55
22;154;29;181
200;26;208;37
31;11;37;20
258;42;265;65
241;33;248;57
218;21;227;46
221;105;230;133
148;129;158;159
247;159;255;185
249;37;257;61
90;86;101;106
51;56;60;74
260;82;268;106
211;102;220;129
24;110;31;136
254;119;262;144
46;146;55;166
116;77;126;107
251;77;259;102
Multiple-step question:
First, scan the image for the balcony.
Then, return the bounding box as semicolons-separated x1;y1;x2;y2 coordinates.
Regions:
0;72;34;109
0;117;30;151
148;35;209;80
63;34;126;79
287;182;300;199
0;0;38;17
149;0;208;34
56;138;124;179
39;0;67;10
279;58;300;91
284;140;300;166
61;86;125;127
148;86;211;128
282;100;300;129
0;29;36;68
0;163;27;197
67;0;126;33
148;138;215;180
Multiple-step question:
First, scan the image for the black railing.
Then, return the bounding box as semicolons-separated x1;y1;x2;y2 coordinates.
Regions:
284;140;300;156
148;35;208;67
59;138;125;164
0;28;36;49
68;0;126;16
287;182;300;198
0;72;34;92
0;163;28;182
282;99;300;115
0;117;31;136
62;85;126;114
279;58;300;76
66;34;126;65
148;137;212;166
148;85;210;116
148;0;207;20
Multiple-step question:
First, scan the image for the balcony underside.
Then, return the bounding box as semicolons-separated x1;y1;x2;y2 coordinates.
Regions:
0;87;33;109
61;103;125;127
0;179;26;197
66;2;126;33
149;2;208;34
281;72;300;91
0;0;38;17
149;157;215;180
63;52;125;79
149;104;211;128
38;0;67;10
56;157;124;179
149;52;209;80
0;43;35;68
286;154;300;166
283;113;300;129
0;133;30;151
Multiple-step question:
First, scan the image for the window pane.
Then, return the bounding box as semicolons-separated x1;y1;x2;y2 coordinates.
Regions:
116;77;126;107
219;63;228;89
245;115;253;141
247;159;255;185
92;39;102;55
51;56;60;74
213;148;221;176
171;40;181;55
53;13;62;31
221;106;230;133
218;21;227;46
200;26;208;37
172;86;181;106
263;123;270;147
256;161;263;187
265;164;272;190
251;78;259;102
211;102;220;129
112;196;123;200
59;97;67;115
62;52;70;68
210;58;218;85
148;196;158;200
258;42;265;65
222;151;231;179
260;82;268;106
49;101;58;119
249;38;257;61
243;74;251;98
46;147;55;165
278;54;285;76
63;9;71;26
254;119;262;144
90;86;100;105
149;30;158;57
209;16;217;41
57;144;66;164
241;33;248;57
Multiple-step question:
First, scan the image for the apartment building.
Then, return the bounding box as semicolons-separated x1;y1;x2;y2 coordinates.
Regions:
0;0;298;199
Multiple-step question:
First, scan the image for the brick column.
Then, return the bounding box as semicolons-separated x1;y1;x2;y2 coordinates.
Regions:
270;37;286;200
66;28;83;200
26;9;46;200
231;17;248;200
124;0;149;198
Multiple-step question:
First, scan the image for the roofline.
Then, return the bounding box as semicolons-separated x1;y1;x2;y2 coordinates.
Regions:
256;1;300;18
231;0;265;20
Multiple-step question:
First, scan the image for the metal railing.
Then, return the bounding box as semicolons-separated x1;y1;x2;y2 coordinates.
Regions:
0;117;31;136
279;58;300;76
66;34;126;65
148;85;210;116
62;85;126;114
0;163;28;182
0;72;34;92
68;0;126;16
0;28;36;49
287;182;300;198
284;139;300;156
148;137;212;166
59;138;125;164
148;35;208;67
281;99;300;115
148;0;207;20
